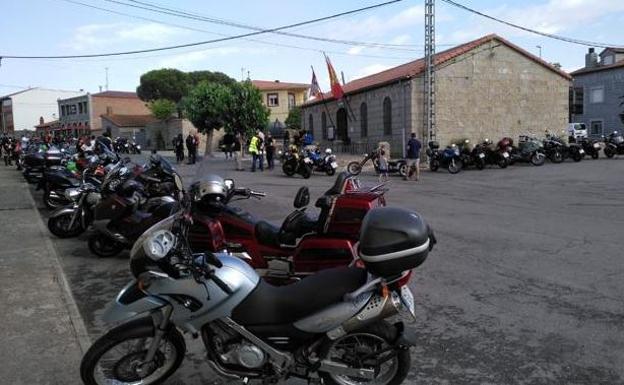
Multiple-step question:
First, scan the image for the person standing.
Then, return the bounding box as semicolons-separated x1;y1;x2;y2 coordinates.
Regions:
405;133;422;181
3;138;14;166
186;133;196;164
378;144;389;183
248;131;263;172
265;132;275;170
234;132;244;171
174;134;185;163
223;132;234;159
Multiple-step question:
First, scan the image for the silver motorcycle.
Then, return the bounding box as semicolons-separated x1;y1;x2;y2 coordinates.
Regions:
80;206;434;385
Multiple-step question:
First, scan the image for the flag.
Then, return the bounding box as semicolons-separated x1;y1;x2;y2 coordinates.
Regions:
308;66;323;100
324;53;344;100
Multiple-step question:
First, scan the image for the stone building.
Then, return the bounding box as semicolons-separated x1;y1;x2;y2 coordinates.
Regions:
302;34;571;157
570;48;624;137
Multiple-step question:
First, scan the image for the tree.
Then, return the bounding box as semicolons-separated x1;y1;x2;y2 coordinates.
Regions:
285;106;302;130
182;81;232;156
148;99;176;120
188;70;236;88
136;68;189;103
224;81;270;138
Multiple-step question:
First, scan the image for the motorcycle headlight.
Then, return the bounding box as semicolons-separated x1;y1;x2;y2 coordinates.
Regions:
64;188;81;201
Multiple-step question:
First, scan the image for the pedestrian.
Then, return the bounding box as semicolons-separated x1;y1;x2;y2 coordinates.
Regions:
186;133;196;164
174;134;185;163
3;138;14;166
378;144;389;183
234;132;244;171
223;132;235;159
248;131;263;172
265;132;275;170
405;132;422;181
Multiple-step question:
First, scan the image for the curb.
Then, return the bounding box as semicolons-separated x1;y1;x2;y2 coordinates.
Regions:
23;182;92;353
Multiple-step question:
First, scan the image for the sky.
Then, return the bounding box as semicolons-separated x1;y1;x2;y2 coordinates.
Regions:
1;0;624;96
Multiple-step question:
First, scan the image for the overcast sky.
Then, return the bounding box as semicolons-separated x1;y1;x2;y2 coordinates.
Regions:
1;0;623;96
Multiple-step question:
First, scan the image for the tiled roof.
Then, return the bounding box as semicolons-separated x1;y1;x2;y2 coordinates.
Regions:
570;60;624;76
92;91;140;99
101;114;158;127
304;34;571;106
251;80;310;91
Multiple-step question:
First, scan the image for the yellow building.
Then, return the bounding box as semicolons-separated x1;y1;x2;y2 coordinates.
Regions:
251;80;309;129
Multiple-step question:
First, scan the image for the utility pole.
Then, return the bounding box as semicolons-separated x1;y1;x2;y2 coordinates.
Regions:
105;67;109;91
423;0;436;144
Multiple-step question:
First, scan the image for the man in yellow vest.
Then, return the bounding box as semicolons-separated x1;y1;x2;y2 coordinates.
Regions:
248;131;264;172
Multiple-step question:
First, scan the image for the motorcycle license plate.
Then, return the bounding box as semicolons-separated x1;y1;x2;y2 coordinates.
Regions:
400;286;416;318
478;153;485;159
579;149;585;154
502;152;510;158
331;161;338;168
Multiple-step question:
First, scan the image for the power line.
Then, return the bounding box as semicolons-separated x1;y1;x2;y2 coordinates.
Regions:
0;0;404;59
441;0;623;49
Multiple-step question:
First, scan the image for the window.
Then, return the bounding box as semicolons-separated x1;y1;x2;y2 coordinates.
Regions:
288;93;296;109
321;111;327;139
360;102;368;137
267;93;279;107
383;97;392;135
69;104;77;115
589;86;604;104
308;114;314;133
590;120;603;136
78;103;83;114
569;87;584;116
61;105;66;116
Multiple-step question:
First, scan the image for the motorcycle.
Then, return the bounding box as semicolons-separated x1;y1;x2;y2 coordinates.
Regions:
129;141;142;154
570;137;601;159
307;147;338;176
603;131;624;158
80;205;436;385
479;139;509;169
542;137;565;163
458;140;485;170
22;146;66;184
507;136;546;166
427;142;463;174
347;149;408;177
280;147;312;179
187;173;387;283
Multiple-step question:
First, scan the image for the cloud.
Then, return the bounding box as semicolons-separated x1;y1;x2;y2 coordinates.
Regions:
156;46;272;71
353;64;394;80
67;23;189;51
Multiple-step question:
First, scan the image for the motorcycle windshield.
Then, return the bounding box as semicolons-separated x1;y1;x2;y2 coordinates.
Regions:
130;211;181;262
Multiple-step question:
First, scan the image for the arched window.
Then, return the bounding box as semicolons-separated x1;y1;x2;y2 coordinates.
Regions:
308;114;314;134
383;97;392;135
321;111;327;139
360;102;368;138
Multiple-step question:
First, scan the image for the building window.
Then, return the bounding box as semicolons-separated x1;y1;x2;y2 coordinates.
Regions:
571;87;584;115
360;102;368;138
308;114;314;133
267;93;279;107
288;93;296;109
589;86;604;104
590;120;603;136
321;111;327;139
78;103;83;114
383;97;392;135
69;104;77;115
61;105;66;116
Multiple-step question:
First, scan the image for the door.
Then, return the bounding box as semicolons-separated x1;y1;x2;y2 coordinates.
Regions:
336;108;349;142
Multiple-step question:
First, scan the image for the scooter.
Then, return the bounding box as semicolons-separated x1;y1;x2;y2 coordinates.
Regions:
81;206;435;385
187;173;387;283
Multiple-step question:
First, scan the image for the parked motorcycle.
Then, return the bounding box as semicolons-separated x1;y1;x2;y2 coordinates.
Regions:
187;173;387;282
280;147;312;179
550;135;584;162
22;146;66;184
307;147;338;176
542;137;565;163
508;136;546;166
481;139;509;168
427;142;463;174
603;131;624;158
458;140;485;170
347;148;408;177
571;137;601;159
80;206;435;385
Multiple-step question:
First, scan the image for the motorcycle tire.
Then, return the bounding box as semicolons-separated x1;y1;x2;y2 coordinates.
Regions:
301;165;312;179
497;158;508;169
591;152;599;159
604;147;615;158
80;317;185;385
429;159;440;172
88;233;125;258
475;158;485;170
398;163;408;177
325;167;336;176
448;159;463;174
530;153;546;166
572;152;582;162
550;151;564;163
48;213;84;238
282;162;296;176
318;321;411;385
347;161;362;176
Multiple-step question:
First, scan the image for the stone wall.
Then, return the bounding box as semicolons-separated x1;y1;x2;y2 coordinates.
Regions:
144;118;225;155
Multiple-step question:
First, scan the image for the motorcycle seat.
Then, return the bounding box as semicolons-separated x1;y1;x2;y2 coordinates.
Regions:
231;267;367;326
255;220;280;247
324;172;349;196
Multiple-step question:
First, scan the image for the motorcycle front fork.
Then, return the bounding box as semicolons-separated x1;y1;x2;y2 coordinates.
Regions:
143;305;174;364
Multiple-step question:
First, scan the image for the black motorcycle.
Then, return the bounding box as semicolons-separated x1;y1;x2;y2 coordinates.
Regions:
550;136;584;162
458;140;485;170
570;137;600;159
481;140;509;168
603;131;624;158
280;148;312;179
508;136;546;166
542;138;565;163
22;146;66;184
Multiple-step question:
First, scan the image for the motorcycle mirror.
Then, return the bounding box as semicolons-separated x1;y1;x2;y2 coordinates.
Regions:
223;178;235;191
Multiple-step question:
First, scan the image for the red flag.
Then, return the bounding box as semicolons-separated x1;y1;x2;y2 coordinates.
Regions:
325;54;344;100
309;66;323;100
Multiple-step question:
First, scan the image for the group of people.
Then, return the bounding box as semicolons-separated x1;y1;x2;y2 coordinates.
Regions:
173;132;200;164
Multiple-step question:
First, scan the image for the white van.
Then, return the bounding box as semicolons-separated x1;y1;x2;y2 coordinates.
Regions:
567;123;587;139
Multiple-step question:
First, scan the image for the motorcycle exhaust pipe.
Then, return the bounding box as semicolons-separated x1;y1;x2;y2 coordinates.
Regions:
327;293;401;340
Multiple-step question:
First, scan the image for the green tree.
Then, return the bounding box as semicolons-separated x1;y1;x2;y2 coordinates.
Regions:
285;106;302;130
225;81;270;138
182;81;232;156
148;99;176;120
136;68;189;103
188;70;236;88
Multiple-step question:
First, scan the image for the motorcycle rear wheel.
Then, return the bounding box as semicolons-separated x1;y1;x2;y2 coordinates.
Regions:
326;167;336;176
572;152;582;162
530;153;546;166
319;321;410;385
347;161;362;175
497;157;508;169
550;151;564;163
80;317;185;385
604;147;615;158
301;165;312;179
88;233;125;258
48;213;84;238
591;152;599;159
475;158;485;170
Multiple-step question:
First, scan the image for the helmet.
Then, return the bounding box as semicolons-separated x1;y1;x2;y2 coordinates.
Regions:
192;175;227;211
325;148;332;155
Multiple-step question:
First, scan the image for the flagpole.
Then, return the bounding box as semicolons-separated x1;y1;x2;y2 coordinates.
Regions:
311;65;336;139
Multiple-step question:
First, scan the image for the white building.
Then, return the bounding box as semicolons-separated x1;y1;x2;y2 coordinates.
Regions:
1;87;84;133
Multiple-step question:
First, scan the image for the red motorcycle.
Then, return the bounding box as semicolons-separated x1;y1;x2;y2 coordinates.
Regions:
187;172;387;282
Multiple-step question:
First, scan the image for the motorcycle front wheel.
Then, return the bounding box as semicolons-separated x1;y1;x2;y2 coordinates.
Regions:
319;321;410;385
591;151;599;159
550;151;564;163
88;233;125;258
531;152;546;166
448;158;463;174
48;212;84;238
572;152;583;162
326;167;336;176
80;318;185;385
347;161;362;175
603;147;615;158
497;157;508;169
475;158;485;170
429;159;439;172
282;162;296;176
398;163;408;177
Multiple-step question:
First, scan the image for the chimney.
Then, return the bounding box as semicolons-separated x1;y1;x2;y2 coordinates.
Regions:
585;48;598;68
39;116;44;125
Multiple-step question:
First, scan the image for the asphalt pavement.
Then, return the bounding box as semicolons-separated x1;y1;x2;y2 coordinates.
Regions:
23;154;624;384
